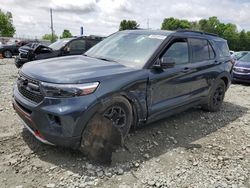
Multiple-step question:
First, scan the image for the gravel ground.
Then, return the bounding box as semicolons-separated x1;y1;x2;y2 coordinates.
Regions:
0;59;249;188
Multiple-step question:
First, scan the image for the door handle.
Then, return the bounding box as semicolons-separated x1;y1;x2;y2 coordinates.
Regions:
182;67;191;73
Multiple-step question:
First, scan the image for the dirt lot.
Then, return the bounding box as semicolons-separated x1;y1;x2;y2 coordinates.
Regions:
0;59;250;188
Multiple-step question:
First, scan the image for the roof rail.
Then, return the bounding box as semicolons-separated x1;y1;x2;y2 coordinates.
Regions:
177;29;218;37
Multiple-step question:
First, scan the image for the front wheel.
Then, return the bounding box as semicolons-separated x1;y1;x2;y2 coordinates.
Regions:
202;80;226;112
80;96;133;163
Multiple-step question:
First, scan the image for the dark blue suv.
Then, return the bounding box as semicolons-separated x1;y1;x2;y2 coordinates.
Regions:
13;30;233;163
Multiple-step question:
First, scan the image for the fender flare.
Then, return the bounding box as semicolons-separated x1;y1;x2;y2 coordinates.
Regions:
215;71;232;90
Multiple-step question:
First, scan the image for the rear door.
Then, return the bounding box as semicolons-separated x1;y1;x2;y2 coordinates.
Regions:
187;38;216;100
68;39;86;55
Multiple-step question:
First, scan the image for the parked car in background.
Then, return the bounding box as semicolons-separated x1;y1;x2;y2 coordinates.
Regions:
15;36;104;68
13;30;233;163
234;51;249;60
0;40;31;58
232;52;250;83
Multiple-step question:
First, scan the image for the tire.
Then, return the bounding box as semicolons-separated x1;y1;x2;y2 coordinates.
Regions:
80;96;133;163
3;50;12;58
202;79;226;112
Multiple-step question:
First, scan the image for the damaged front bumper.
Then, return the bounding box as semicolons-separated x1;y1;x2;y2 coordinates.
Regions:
12;85;98;149
13;99;54;145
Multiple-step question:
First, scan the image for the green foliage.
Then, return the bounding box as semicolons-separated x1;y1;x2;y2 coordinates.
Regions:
119;20;139;31
161;16;250;51
60;29;73;39
42;33;58;42
161;17;191;30
0;10;15;37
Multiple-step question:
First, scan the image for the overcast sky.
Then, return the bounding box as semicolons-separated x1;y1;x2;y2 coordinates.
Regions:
1;0;250;39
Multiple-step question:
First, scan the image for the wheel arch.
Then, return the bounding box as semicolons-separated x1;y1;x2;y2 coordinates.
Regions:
216;71;231;90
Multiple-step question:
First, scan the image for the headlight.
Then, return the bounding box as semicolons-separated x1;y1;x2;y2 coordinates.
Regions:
40;82;99;98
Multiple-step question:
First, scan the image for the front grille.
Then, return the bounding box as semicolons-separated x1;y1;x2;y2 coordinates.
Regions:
234;67;250;74
234;74;250;80
17;73;44;104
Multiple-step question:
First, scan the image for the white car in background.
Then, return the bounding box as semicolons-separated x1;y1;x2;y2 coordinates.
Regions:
230;50;236;60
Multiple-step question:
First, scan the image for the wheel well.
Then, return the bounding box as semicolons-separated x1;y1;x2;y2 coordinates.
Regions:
220;76;229;88
121;95;138;129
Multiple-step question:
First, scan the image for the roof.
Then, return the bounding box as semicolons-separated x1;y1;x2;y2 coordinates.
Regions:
121;29;225;41
121;29;174;36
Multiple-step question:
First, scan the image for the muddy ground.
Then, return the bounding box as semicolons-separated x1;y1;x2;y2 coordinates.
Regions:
0;59;249;188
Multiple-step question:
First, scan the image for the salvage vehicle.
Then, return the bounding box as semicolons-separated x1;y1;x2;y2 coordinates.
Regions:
232;52;250;83
12;30;233;163
0;40;30;58
15;36;103;68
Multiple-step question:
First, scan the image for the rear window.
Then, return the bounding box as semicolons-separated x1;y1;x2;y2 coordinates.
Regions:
214;40;230;57
189;38;215;62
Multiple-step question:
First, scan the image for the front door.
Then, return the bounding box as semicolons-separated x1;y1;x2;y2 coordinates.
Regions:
147;37;195;121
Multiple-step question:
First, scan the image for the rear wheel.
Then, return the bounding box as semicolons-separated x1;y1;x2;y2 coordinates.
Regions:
3;50;12;58
202;80;226;112
80;96;133;163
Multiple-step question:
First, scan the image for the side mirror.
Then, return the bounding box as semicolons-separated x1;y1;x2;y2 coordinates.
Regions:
153;57;175;69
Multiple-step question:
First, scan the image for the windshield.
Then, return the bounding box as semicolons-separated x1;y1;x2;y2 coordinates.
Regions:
49;39;70;50
239;53;250;62
85;32;170;68
236;52;248;60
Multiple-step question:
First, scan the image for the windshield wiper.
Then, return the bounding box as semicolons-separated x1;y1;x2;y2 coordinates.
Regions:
95;56;118;63
83;54;119;64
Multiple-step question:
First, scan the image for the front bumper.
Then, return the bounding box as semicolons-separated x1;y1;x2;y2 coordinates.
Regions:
232;72;250;83
13;85;98;148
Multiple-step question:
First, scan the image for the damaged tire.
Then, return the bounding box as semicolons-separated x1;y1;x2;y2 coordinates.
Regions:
80;96;133;163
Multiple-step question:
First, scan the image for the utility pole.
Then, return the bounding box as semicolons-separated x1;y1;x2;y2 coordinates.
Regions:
50;8;54;42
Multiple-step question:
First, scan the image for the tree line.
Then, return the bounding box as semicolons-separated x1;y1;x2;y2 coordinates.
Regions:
160;16;250;51
42;29;73;42
119;17;250;51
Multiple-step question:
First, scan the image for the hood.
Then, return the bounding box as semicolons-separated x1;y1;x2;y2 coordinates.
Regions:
19;45;33;53
19;44;50;53
21;55;137;84
235;60;250;68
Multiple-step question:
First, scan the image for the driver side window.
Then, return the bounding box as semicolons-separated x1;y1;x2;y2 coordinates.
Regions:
162;39;189;65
